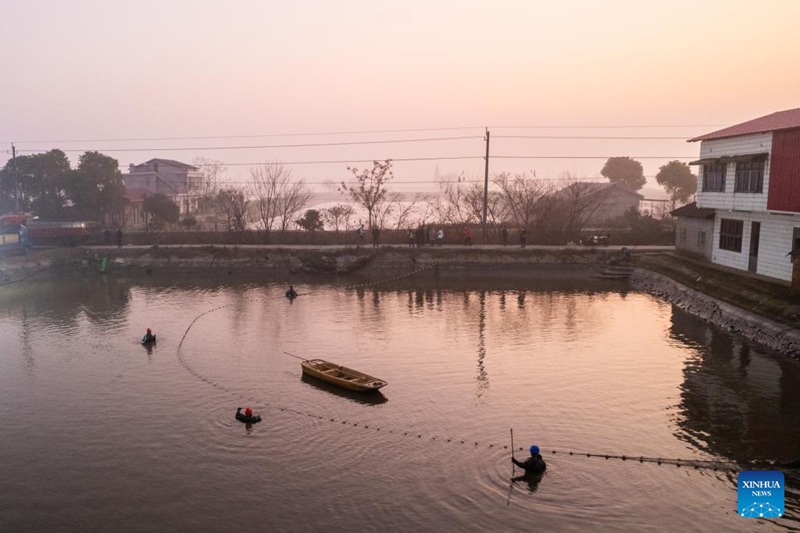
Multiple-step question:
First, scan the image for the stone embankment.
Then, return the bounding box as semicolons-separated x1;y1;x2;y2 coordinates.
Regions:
630;268;800;358
0;245;622;282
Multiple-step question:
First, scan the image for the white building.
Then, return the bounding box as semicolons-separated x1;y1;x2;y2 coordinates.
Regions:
687;108;800;284
124;158;204;215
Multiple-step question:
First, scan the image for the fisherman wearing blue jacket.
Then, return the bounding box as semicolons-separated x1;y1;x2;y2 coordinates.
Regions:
513;445;547;474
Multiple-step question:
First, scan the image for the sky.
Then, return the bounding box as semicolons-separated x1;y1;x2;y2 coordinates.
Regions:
1;0;799;195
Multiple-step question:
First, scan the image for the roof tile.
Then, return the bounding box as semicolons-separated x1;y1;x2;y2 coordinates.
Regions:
689;108;800;142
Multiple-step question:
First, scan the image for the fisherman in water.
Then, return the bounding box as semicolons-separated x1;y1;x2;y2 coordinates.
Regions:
141;328;156;344
513;444;547;474
285;286;298;299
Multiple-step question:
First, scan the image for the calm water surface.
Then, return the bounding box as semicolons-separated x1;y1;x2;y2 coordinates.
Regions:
1;272;799;532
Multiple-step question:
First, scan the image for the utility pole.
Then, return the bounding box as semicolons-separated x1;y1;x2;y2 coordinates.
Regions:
482;129;490;243
11;143;18;213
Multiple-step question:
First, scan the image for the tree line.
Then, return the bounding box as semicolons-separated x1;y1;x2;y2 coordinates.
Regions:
0;150;696;242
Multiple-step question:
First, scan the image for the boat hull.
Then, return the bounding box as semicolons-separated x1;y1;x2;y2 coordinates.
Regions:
301;359;387;392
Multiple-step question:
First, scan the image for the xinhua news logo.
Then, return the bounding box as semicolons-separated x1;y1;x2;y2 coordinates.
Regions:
738;470;783;518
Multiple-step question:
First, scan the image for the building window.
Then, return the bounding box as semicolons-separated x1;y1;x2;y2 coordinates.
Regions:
679;228;687;244
719;218;743;252
702;163;727;192
735;161;764;193
697;231;706;248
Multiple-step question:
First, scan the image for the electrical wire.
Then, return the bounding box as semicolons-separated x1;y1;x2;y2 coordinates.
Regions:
489;124;727;129
14;136;483;154
3;124;727;145
200;156;483;166
493;155;694;160
494;135;689;140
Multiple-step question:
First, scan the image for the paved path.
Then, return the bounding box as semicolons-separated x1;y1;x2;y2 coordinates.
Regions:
85;243;675;252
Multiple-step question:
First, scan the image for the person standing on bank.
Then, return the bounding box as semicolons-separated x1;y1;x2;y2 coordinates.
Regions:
436;228;444;246
501;226;508;246
116;227;123;249
358;224;365;246
464;225;472;246
519;227;527;248
513;444;547;474
372;226;380;247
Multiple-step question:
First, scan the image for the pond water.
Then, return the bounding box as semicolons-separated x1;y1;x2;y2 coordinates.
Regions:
1;271;798;532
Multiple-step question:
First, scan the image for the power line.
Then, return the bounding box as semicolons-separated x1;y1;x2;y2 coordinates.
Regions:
493;155;694;159
490;124;727;129
5;127;486;145
200;156;483;166
15;136;483;154
3;124;726;145
191;155;693;167
186;177;616;186
494;135;689;140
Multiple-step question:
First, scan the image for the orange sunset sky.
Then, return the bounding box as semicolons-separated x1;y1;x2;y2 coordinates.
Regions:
1;0;798;192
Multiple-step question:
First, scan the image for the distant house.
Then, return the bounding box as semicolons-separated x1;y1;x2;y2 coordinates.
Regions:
686;107;800;284
124;159;204;215
554;182;643;226
671;202;714;261
121;188;148;229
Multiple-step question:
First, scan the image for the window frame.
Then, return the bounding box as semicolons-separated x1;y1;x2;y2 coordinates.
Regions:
734;160;764;193
697;231;706;248
719;218;743;252
702;163;727;192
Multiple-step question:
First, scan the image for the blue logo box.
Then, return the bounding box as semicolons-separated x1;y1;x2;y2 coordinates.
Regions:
738;470;784;518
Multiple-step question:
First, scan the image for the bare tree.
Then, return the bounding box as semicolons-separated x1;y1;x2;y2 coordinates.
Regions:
548;173;614;242
492;171;551;230
372;191;427;230
250;162;311;233
339;160;393;229
433;173;483;225
216;186;249;232
322;203;355;232
191;158;227;215
277;179;311;232
374;191;400;230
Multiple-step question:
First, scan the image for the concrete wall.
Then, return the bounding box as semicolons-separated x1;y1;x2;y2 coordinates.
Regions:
676;217;713;260
711;211;798;281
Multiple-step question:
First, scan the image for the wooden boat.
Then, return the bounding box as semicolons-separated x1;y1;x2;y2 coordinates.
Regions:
300;359;387;392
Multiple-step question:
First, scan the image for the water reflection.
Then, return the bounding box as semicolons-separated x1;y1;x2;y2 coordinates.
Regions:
5;277;132;331
511;472;545;493
671;305;800;466
476;291;489;401
300;373;388;405
4;274;800;531
141;341;156;357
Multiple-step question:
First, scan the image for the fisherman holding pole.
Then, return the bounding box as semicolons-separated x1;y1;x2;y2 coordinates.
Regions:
511;429;547;475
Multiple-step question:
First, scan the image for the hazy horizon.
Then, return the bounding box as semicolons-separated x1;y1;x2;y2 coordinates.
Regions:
1;0;798;192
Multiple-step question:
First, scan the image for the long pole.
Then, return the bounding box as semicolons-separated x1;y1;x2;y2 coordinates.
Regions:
283;351;308;361
482;129;490;243
510;428;515;472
